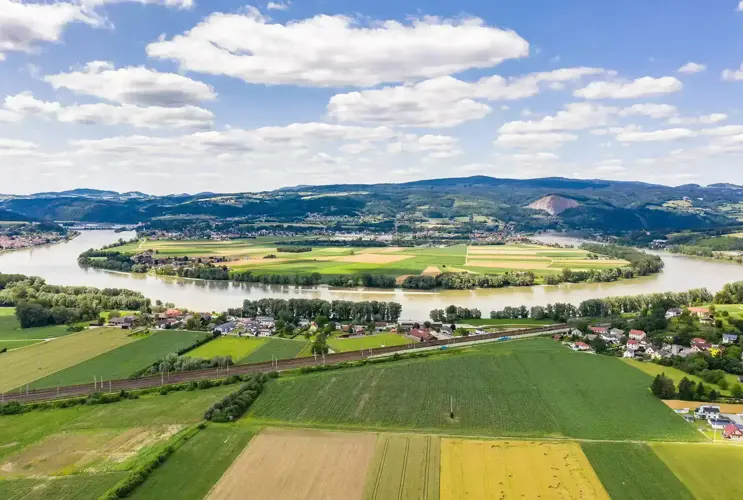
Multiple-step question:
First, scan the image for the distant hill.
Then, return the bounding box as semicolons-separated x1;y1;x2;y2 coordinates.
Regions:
0;208;32;222
526;195;580;215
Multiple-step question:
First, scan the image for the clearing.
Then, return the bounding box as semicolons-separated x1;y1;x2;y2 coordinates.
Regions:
205;428;376;500
247;339;700;441
0;475;125;500
440;439;609;500
0;328;136;393
186;336;266;361
581;442;694;500
651;443;743;500
328;334;412;353
364;434;439;500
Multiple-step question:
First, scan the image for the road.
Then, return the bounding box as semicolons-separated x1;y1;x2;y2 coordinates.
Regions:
2;325;569;404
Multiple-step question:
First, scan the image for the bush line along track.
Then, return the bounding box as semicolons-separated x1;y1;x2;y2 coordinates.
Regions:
2;325;569;404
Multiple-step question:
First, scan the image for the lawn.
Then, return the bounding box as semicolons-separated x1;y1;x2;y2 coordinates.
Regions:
623;359;738;395
651;443;743;500
581;442;694;500
28;330;209;389
327;334;412;353
0;308;73;340
247;339;701;441
0;328;136;393
186;336;267;361
239;337;309;363
0;475;126;500
128;426;255;500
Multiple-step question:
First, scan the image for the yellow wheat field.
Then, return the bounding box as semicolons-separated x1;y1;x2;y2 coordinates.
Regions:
440;439;610;500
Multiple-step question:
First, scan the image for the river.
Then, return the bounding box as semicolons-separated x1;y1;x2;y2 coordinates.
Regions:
1;231;743;319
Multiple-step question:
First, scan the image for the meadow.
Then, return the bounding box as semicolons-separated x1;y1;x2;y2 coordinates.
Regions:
0;328;136;393
0;307;71;341
28;330;209;389
623;358;739;396
0;475;126;500
239;337;309;363
186;336;267;361
328;333;413;352
247;339;701;441
581;443;694;500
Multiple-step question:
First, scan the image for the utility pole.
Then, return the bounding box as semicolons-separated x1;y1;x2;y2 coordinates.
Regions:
450;395;454;419
93;375;97;391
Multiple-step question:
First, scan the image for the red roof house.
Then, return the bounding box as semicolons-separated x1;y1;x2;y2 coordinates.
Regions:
165;308;183;318
573;342;590;351
628;329;646;341
589;326;608;334
723;423;743;440
409;328;435;342
626;339;640;350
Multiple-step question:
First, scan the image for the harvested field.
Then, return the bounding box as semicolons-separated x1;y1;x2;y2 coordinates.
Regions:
206;428;376;500
662;399;743;414
421;266;441;276
364;434;439;500
0;328;135;393
440;439;609;500
0;474;126;500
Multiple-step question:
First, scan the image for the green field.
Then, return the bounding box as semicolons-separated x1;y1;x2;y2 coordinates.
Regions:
247;339;700;441
364;434;440;500
28;330;209;389
623;358;738;395
651;443;743;500
328;334;412;352
186;336;266;361
128;426;255;500
239;337;309;363
0;340;43;350
0;475;126;500
0;308;72;341
581;442;694;500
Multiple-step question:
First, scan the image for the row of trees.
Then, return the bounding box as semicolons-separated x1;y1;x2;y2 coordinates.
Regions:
429;306;482;322
231;298;402;323
205;373;271;422
580;243;665;275
230;270;323;286
402;272;536;290
147;352;233;375
650;374;742;402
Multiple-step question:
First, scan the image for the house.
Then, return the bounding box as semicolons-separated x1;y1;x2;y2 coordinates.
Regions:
298;319;310;328
572;342;590;351
354;325;366;335
585;334;598;341
589;326;608;335
600;333;621;345
398;320;418;329
723;423;743;440
626;339;640;351
256;316;275;327
694;405;721;419
628;329;647;341
165;308;183;318
109;316;134;329
708;417;733;431
722;333;738;344
409;328;435;342
688;306;711;317
666;308;683;319
622;350;634;359
609;328;625;337
214;321;237;334
646;347;662;360
691;339;712;353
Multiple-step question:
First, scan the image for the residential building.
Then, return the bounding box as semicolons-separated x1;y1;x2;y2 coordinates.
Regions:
622;350;634;359
165;308;183;318
609;328;625;337
694;405;721;419
626;339;640;351
688;306;710;317
109;316;134;329
628;329;647;341
409;328;435;342
665;308;683;319
214;321;237;334
572;342;590;351
708;417;733;431
722;333;738;344
723;423;743;440
589;326;608;335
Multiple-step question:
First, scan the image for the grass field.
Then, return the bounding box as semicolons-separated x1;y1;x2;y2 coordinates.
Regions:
186;336;266;361
364;434;439;500
0;328;136;393
129;426;255;500
0;475;126;500
205;428;376;500
581;443;694;500
328;334;412;353
239;337;309;364
28;330;209;389
0;340;43;350
247;339;700;441
116;239;627;280
651;443;743;500
623;358;738;395
0;308;72;340
440;439;608;500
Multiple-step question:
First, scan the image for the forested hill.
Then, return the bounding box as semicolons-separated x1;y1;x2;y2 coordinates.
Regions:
1;176;742;233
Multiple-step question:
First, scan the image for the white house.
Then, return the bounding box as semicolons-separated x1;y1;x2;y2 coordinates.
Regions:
695;405;721;419
629;329;647;341
722;333;738;344
622;350;635;359
626;339;640;351
666;308;683;319
708;418;733;431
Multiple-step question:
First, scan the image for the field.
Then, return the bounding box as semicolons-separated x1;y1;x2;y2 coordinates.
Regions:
128;426;255;500
651;443;743;500
118;239;628;280
247;339;700;441
28;330;209;389
239;337;309;363
364;434;439;500
440;439;608;499
581;443;694;500
0;307;72;341
205;428;377;500
0;475;126;500
623;358;739;395
186;336;267;361
0;328;136;393
0;340;42;350
662;399;743;413
328;334;413;353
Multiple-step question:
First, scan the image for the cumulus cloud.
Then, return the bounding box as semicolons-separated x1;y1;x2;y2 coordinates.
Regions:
574;76;682;99
266;1;289;10
615;128;696;142
722;64;743;81
146;8;529;87
701;125;743;136
79;0;193;8
44;61;216;107
0;138;38;150
678;62;706;74
495;132;577;149
667;113;727;125
619;103;678;119
328;67;607;127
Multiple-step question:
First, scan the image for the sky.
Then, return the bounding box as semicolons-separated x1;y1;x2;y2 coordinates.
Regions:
2;1;743;195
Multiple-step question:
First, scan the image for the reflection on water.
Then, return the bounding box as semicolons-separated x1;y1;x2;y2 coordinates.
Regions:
1;230;743;318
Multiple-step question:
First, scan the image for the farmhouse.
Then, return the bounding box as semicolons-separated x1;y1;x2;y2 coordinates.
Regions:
626;339;640;351
723;423;743;440
214;321;237;334
572;342;590;352
628;329;647;341
688;306;710;317
722;333;738;344
589;326;608;335
665;308;683;319
409;328;435;342
108;316;134;329
695;405;721;419
165;308;183;318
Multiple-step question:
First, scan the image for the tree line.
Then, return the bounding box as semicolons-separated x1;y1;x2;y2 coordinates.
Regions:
229;298;402;323
429;306;482;322
402;272;536;290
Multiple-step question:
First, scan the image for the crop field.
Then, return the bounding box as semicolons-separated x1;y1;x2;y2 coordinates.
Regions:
248;339;700;441
328;334;413;353
186;336;266;361
129;426;255;500
651;443;743;500
239;337;309;363
28;330;209;390
119;239;627;279
440;439;609;500
0;475;126;500
581;443;694;500
0;328;136;393
364;434;439;500
205;428;377;500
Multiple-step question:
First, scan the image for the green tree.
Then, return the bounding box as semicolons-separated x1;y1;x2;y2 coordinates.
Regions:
590;337;607;354
650;373;676;399
730;383;743;399
695;382;707;401
678;377;696;401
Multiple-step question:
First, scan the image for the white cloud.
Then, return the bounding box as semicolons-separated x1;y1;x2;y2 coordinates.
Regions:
266;1;289;10
677;62;706;74
45;61;216;107
738;1;743;11
0;138;38;150
0;0;101;59
594;159;625;173
328;67;607;127
79;0;193;8
721;64;743;81
701;125;743;136
574;76;682;99
667;113;727;125
146;8;529;87
495;132;577;149
619;103;678;119
615;128;696;142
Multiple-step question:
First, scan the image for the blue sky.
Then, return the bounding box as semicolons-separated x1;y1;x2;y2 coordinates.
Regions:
2;0;743;194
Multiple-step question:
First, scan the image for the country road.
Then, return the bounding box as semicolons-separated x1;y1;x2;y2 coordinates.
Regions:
2;325;569;404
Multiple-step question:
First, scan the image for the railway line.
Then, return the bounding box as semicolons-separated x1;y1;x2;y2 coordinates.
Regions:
2;324;569;404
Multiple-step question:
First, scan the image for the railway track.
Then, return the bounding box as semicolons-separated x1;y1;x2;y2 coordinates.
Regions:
2;324;569;404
